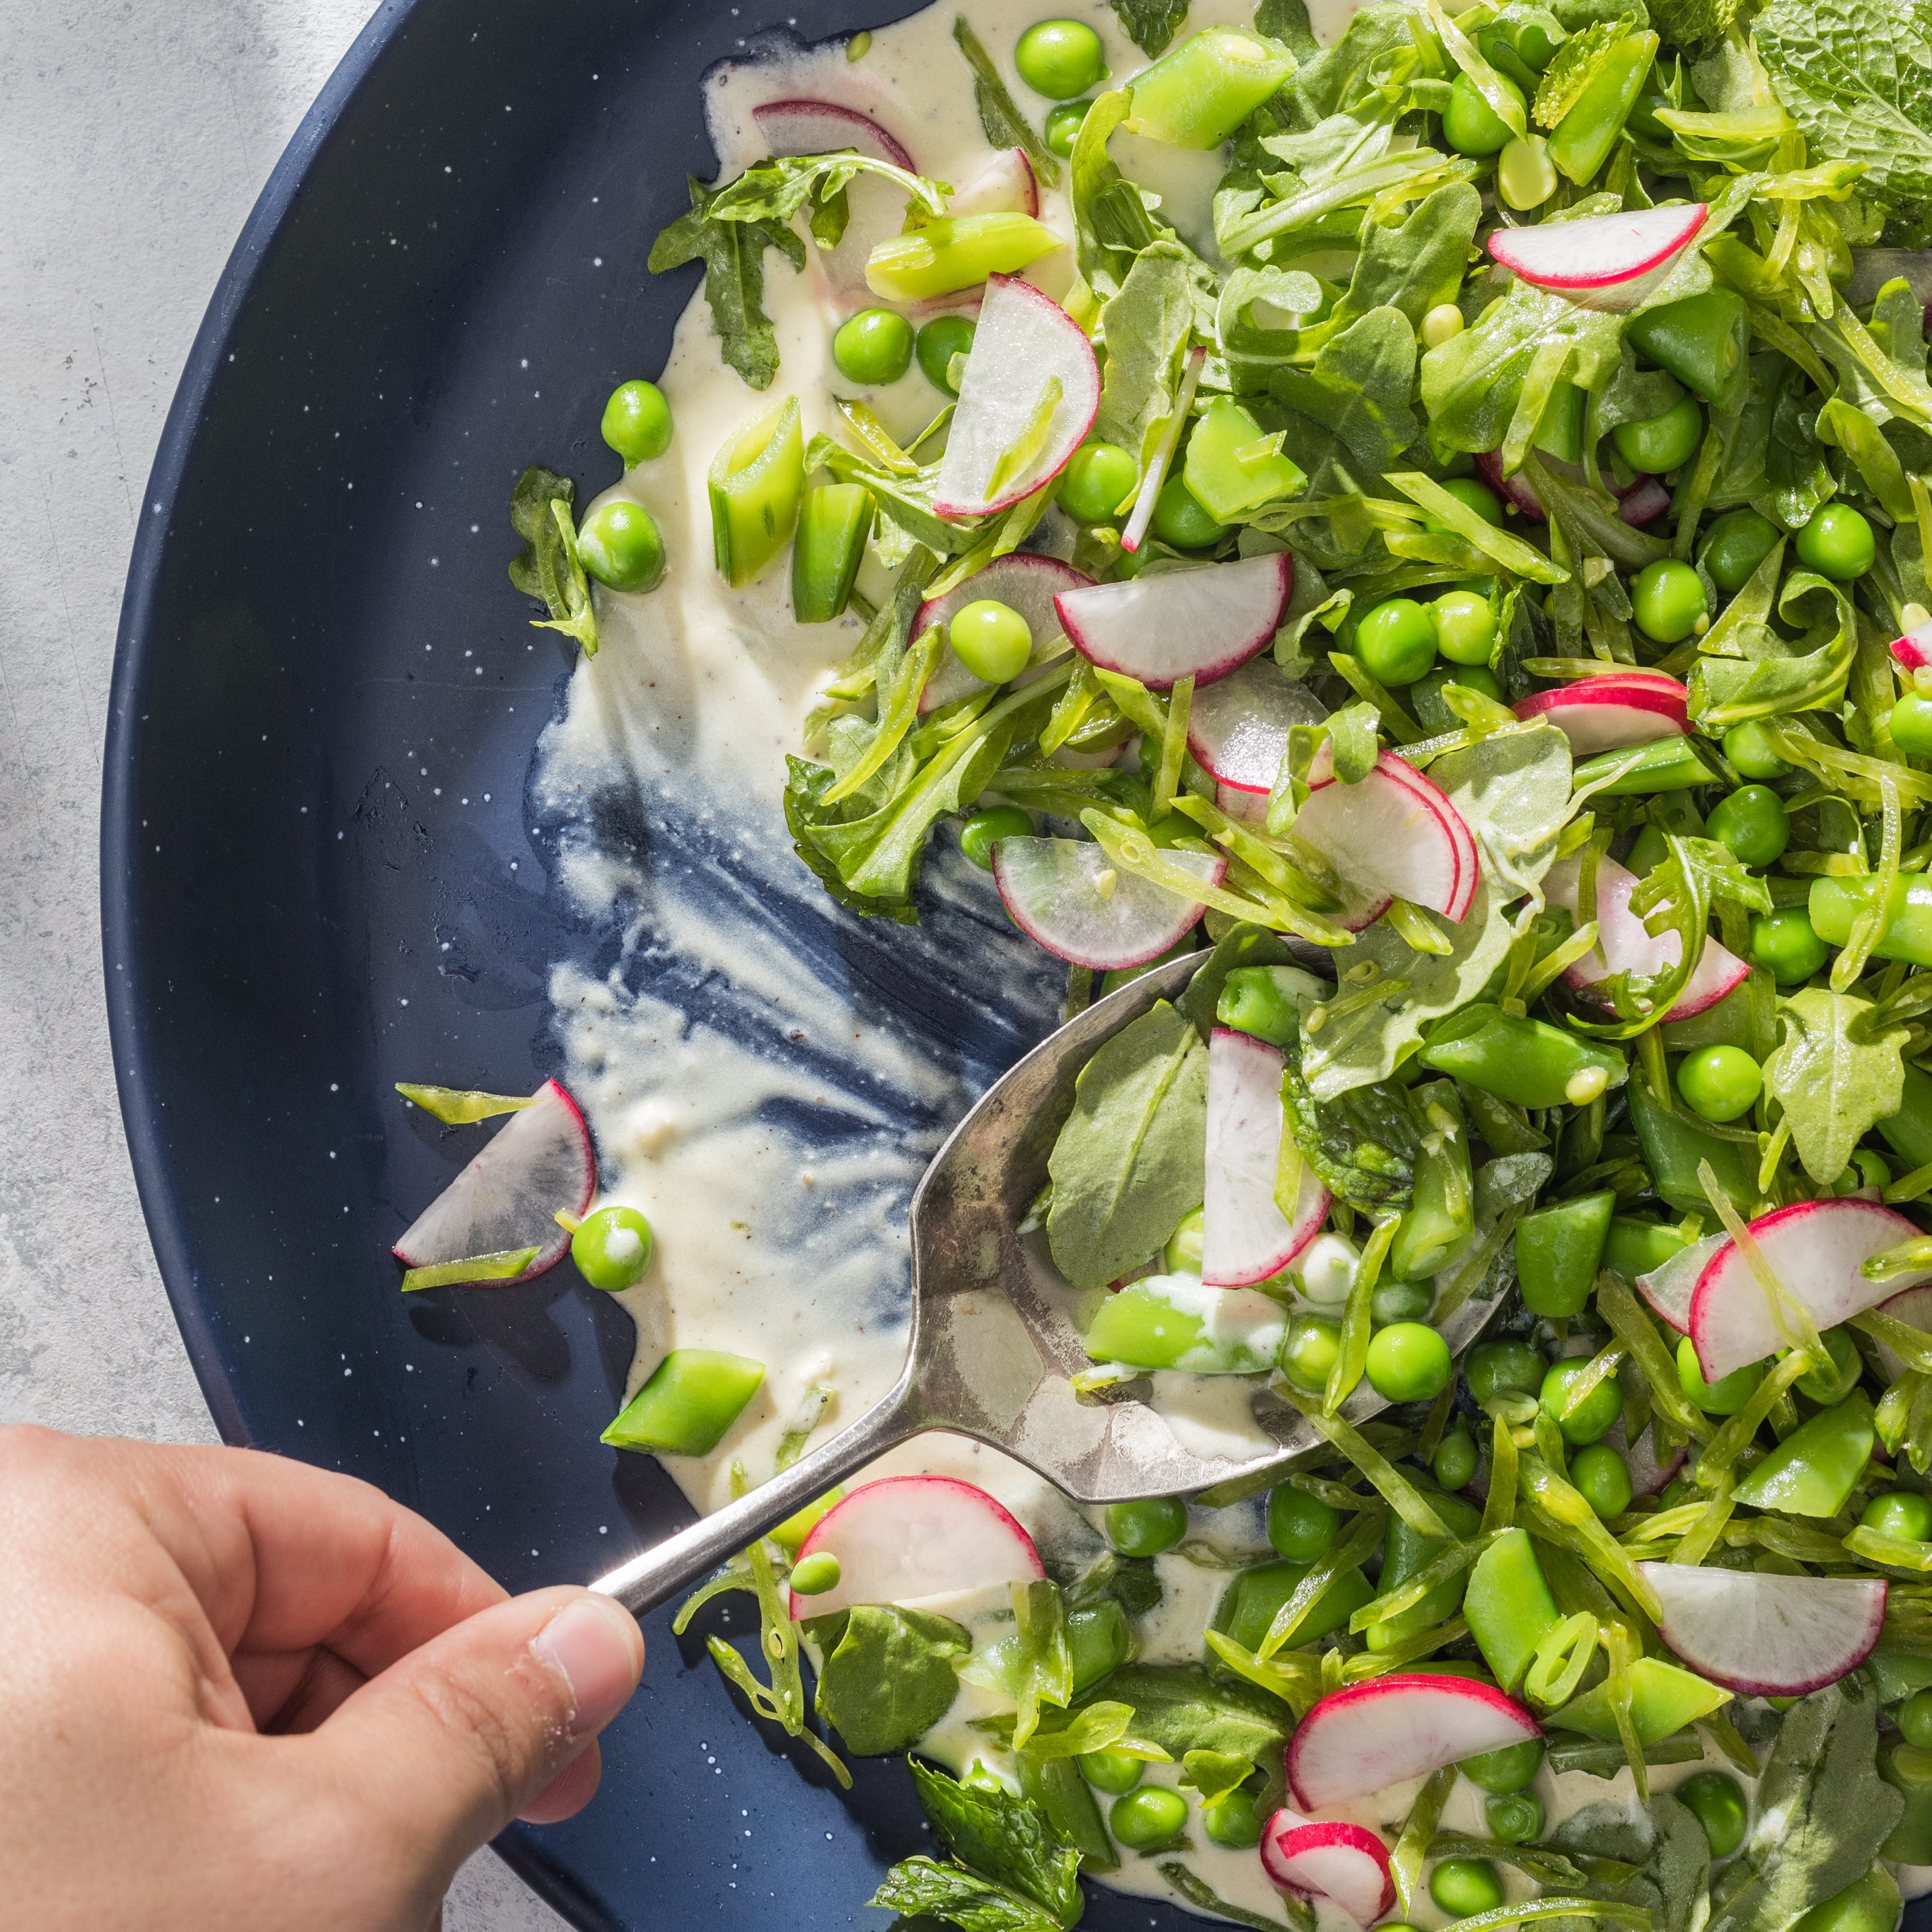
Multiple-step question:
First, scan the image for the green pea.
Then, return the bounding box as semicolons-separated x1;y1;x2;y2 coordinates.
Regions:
1203;1788;1263;1849
1677;1770;1747;1858
832;307;915;386
1568;1442;1633;1517
1268;1483;1343;1561
1539;1358;1620;1445
1366;1321;1452;1402
1791;1870;1902;1932
959;804;1032;870
1431;1856;1506;1916
1425;478;1506;529
790;1551;843;1595
1857;1148;1892;1191
1723;718;1793;780
915;315;977;394
1612;393;1703;474
1355;598;1439;685
1282;1314;1343;1392
1892;692;1932;756
1676;1043;1762;1123
1863;1489;1932;1541
1165;1205;1206;1273
1105;1496;1188;1557
1015;19;1107;99
1902;1688;1932;1748
1423;303;1466;349
1487;1791;1546;1845
1371;1279;1435;1326
951;598;1032;683
1706;785;1790;868
1703;509;1781;594
1442;69;1524;155
1794;1326;1862;1404
1498;133;1558;211
1749;908;1829;986
1080;1747;1145;1794
1431;590;1498;666
1045;98;1093;157
1434;1425;1479;1492
1110;1786;1188;1851
1658;1475;1694;1509
1461;1737;1545;1794
1152;475;1227;548
1467;1340;1546;1405
602;378;673;465
571;1204;655;1290
1631;558;1709;644
1795;503;1876;582
1677;1333;1764;1415
578;499;667;594
1062;441;1138;524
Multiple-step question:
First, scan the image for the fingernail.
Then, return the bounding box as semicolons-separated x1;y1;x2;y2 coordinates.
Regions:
531;1595;642;1736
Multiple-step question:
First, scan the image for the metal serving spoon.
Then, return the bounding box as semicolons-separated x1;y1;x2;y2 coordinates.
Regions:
590;949;1504;1617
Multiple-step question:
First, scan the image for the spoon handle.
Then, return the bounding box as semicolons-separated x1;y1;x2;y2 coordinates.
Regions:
587;1377;922;1616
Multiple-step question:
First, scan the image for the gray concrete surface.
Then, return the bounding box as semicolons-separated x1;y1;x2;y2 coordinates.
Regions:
0;3;566;1923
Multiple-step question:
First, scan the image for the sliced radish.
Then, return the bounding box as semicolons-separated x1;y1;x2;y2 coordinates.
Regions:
1893;620;1932;673
1218;783;1271;826
789;1476;1043;1620
1202;1028;1329;1288
1286;1674;1540;1810
391;1080;596;1287
915;554;1094;713
993;837;1222;969
1636;1232;1725;1335
1260;1815;1394;1926
1543;854;1747;1022
949;147;1040;219
1638;1562;1886;1696
1291;746;1477;929
753;99;918;299
1186;660;1328;801
1488;203;1708;311
1690;1198;1932;1382
1055;553;1294;692
1474;449;1672;528
1875;1283;1932;1381
1606;1418;1686;1498
1621;476;1673;526
932;277;1098;519
1512;672;1689;755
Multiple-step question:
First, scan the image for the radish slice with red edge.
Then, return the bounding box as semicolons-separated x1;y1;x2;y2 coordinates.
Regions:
932;276;1097;519
391;1080;596;1287
1620;476;1673;526
915;554;1094;713
1874;1283;1932;1381
788;1476;1043;1619
1260;1816;1394;1926
1487;203;1708;311
1055;553;1293;692
1635;1231;1725;1335
993;837;1225;969
1286;1674;1541;1810
1203;1027;1330;1288
1474;449;1671;528
1544;853;1747;1021
752;99;918;297
1292;745;1476;928
1186;660;1329;799
948;147;1039;219
1690;1197;1932;1381
1637;1562;1886;1695
1893;620;1932;672
1512;672;1689;755
1217;783;1271;826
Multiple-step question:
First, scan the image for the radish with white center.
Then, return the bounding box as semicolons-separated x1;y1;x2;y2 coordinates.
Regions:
1202;1027;1330;1288
1055;552;1294;692
932;276;1099;519
947;147;1040;218
751;99;919;298
993;837;1225;969
787;1476;1043;1620
1290;744;1476;928
1689;1197;1932;1382
1637;1562;1887;1695
915;554;1093;712
392;1080;596;1286
1512;672;1689;754
1286;1674;1541;1810
1217;783;1270;826
1636;1231;1725;1334
1488;203;1709;311
1186;661;1329;802
1875;1283;1932;1381
1893;620;1932;672
1260;1816;1394;1925
1544;854;1747;1021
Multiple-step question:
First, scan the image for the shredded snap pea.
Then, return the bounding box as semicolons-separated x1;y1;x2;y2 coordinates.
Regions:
1391;1768;1456;1916
1277;1391;1457;1542
1259;1502;1388;1658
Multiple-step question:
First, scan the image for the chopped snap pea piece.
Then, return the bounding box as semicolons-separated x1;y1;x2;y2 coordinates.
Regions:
602;1350;765;1457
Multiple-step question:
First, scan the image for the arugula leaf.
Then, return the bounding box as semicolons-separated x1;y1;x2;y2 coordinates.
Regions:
1075;1663;1291;1762
959;1581;1074;1749
1269;308;1422;499
803;1605;969;1754
1070;91;1168;308
508;468;599;656
1280;1039;1421;1210
908;1759;1084;1926
1109;0;1190;56
1046;1000;1208;1290
872;1858;1064;1932
1255;0;1320;58
1095;243;1203;482
649;175;804;389
1762;988;1910;1185
1331;183;1483;333
704;149;949;229
953;16;1062;188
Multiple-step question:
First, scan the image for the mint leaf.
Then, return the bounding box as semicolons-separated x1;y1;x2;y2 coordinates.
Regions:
1762;988;1910;1185
803;1605;969;1754
908;1759;1084;1926
1645;0;1736;52
649;175;804;389
953;16;1062;188
1255;0;1320;59
872;1858;1063;1932
1109;0;1191;56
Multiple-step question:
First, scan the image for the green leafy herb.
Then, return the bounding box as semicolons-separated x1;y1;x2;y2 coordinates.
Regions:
802;1605;970;1754
648;177;806;389
508;467;598;656
1074;1663;1291;1762
1534;17;1631;128
1094;243;1206;483
953;16;1062;187
1645;0;1737;53
1159;1861;1309;1932
872;1858;1065;1932
1268;308;1422;502
1109;0;1191;56
959;1580;1075;1749
908;1759;1085;1927
1762;988;1911;1186
1280;1039;1421;1210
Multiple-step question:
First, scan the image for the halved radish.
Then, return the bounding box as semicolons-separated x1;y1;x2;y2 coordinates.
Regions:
932;277;1098;519
1690;1198;1932;1382
1286;1674;1540;1810
392;1080;596;1287
949;147;1040;219
1260;1815;1394;1926
1474;449;1672;528
753;98;918;298
993;837;1222;969
1291;746;1477;929
1543;854;1747;1022
789;1476;1043;1619
1203;1027;1329;1288
1636;1231;1725;1335
1893;620;1932;673
1637;1562;1887;1696
1875;1283;1932;1381
1512;673;1689;754
915;554;1094;713
1488;203;1708;311
1055;553;1294;692
1186;661;1328;803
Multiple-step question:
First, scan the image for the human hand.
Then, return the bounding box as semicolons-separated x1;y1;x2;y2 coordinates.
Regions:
0;1425;644;1931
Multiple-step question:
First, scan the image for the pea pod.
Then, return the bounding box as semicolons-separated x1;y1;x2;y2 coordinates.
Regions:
791;482;874;623
1083;1275;1287;1375
1516;1191;1615;1317
1363;1486;1482;1651
710;397;804;587
1730;1389;1875;1517
1626;1078;1756;1217
1391;1083;1474;1280
1627;289;1752;415
1574;736;1717;797
1122;28;1298;149
1420;1003;1627;1111
865;214;1063;301
1546;30;1658;184
1213;1554;1375;1655
1809;874;1932;969
1544;1655;1728;1744
1602;1213;1684;1283
1183;396;1306;521
1464;1526;1563;1692
602;1348;766;1456
1880;1740;1932;1862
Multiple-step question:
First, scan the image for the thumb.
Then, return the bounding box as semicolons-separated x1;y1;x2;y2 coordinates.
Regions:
310;1585;643;1880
